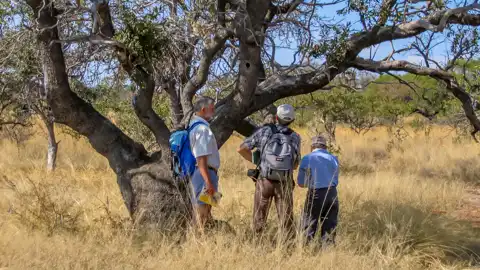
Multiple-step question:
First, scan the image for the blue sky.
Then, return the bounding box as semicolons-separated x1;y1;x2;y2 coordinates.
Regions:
273;3;451;67
274;38;448;65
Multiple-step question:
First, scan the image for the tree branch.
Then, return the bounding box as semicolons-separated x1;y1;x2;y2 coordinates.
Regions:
0;120;28;127
180;28;233;118
437;2;480;32
347;4;480;59
411;108;439;120
378;0;397;26
235;118;258;137
94;1;171;148
217;0;227;26
240;5;480;118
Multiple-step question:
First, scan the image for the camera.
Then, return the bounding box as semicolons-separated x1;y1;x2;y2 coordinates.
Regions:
247;169;260;181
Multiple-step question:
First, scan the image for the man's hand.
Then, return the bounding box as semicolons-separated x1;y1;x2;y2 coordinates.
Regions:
237;144;253;163
205;181;215;196
197;155;216;195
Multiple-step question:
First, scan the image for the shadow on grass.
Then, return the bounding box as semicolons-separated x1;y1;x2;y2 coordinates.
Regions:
416;157;480;186
197;200;480;267
342;201;480;266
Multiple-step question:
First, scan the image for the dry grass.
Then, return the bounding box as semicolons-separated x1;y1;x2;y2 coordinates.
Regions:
1;124;480;269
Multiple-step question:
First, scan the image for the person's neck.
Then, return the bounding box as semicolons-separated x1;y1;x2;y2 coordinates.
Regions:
195;114;209;122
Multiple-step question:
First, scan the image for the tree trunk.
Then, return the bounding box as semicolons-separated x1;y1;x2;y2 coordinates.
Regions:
127;156;193;229
34;107;59;172
45;119;58;171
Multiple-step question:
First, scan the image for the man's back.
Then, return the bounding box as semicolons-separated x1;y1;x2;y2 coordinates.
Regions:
298;149;339;189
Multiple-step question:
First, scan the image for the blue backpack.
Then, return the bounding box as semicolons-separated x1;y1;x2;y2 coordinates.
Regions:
169;122;206;179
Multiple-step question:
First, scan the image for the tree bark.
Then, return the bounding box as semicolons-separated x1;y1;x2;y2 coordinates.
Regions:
164;80;184;128
46;121;57;171
235;119;258;137
32;96;59;172
41;116;58;172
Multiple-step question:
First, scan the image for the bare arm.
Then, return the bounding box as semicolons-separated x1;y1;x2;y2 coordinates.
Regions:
294;160;300;170
237;144;253;163
297;157;307;188
294;135;301;169
197;155;214;191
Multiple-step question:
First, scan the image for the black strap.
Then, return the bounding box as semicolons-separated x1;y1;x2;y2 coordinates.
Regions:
277;125;293;135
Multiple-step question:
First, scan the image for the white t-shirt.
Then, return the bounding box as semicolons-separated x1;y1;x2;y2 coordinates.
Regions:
189;115;220;170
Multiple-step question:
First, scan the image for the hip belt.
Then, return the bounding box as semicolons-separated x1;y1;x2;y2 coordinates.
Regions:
196;166;218;174
209;166;218;174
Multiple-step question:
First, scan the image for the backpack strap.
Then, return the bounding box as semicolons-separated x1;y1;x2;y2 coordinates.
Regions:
278;126;293;135
261;124;278;152
268;124;278;134
187;121;207;133
178;121;207;158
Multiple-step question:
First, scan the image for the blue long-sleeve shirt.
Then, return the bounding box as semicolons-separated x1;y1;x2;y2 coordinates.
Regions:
297;149;339;189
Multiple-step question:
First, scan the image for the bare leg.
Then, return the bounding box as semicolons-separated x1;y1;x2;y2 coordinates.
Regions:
195;204;212;232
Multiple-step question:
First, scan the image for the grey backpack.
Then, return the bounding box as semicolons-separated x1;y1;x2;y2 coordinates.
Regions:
260;125;296;181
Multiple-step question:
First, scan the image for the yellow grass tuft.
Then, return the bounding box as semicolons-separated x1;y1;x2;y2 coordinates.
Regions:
1;124;480;269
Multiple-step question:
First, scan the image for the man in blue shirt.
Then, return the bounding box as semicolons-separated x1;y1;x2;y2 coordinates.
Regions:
297;135;339;244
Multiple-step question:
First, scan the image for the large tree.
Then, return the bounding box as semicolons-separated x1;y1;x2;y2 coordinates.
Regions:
4;0;479;229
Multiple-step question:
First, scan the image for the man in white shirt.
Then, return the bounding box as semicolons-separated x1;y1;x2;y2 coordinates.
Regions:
189;97;220;228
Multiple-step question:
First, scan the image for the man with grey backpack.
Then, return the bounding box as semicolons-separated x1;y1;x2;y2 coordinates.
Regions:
237;104;301;238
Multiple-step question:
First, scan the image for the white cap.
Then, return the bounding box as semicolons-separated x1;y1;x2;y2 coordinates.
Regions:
276;104;295;122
